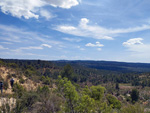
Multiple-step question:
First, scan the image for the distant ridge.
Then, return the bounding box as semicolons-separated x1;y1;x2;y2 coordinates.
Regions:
1;58;150;73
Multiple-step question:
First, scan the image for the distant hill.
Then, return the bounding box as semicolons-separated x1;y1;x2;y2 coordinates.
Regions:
1;58;150;73
53;60;150;73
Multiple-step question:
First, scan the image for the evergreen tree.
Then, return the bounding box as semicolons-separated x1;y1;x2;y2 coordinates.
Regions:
115;82;119;90
131;89;139;103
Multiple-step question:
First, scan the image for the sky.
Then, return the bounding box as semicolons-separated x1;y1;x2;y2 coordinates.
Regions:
0;0;150;63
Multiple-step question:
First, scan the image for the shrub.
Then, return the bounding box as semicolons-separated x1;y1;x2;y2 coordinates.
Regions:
19;78;25;84
3;81;8;90
120;104;144;113
106;94;121;109
131;89;139;103
13;83;25;98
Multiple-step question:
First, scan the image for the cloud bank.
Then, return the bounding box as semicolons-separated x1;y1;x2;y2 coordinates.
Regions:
0;0;79;19
55;18;150;40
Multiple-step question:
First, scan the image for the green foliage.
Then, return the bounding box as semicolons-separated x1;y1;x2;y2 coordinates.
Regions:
57;75;68;95
0;60;5;65
90;85;105;101
116;82;119;90
57;76;79;113
14;91;39;113
61;64;78;82
38;93;62;113
40;76;51;85
63;80;79;112
43;68;51;77
126;96;132;102
131;89;139;103
83;85;105;101
19;77;25;84
96;102;113;113
120;104;144;113
106;94;121;109
77;94;95;113
13;83;25;98
8;63;18;68
61;64;73;78
3;81;8;90
37;86;62;113
82;86;112;112
37;85;50;98
6;74;12;80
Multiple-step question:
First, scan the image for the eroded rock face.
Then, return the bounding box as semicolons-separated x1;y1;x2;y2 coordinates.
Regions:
0;66;41;94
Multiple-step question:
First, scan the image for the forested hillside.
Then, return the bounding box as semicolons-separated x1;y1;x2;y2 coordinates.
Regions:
0;58;150;112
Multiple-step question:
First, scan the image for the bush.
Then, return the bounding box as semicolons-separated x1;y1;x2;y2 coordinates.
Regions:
120;104;144;113
14;91;39;113
131;89;139;103
3;81;8;90
40;76;51;85
13;83;25;98
90;85;105;101
106;94;121;109
19;78;25;84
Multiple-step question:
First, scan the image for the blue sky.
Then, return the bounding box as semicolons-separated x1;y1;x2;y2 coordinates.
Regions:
0;0;150;62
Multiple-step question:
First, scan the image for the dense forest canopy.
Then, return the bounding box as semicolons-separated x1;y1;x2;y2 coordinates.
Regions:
1;58;150;86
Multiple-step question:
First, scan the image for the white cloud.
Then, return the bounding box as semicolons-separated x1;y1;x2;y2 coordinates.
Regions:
41;44;52;48
20;46;43;50
55;18;150;40
0;0;79;19
0;45;8;50
123;38;147;53
123;38;150;62
0;0;44;19
44;0;79;9
123;38;143;46
85;42;104;47
63;37;81;42
59;26;77;31
10;44;52;55
79;18;89;28
40;9;54;20
18;44;52;50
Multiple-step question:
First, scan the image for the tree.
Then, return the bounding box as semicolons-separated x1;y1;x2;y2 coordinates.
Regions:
90;85;105;101
57;76;79;113
106;94;121;109
77;94;95;113
61;64;73;79
131;89;139;103
63;80;79;113
61;64;78;82
115;82;119;90
41;76;51;85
